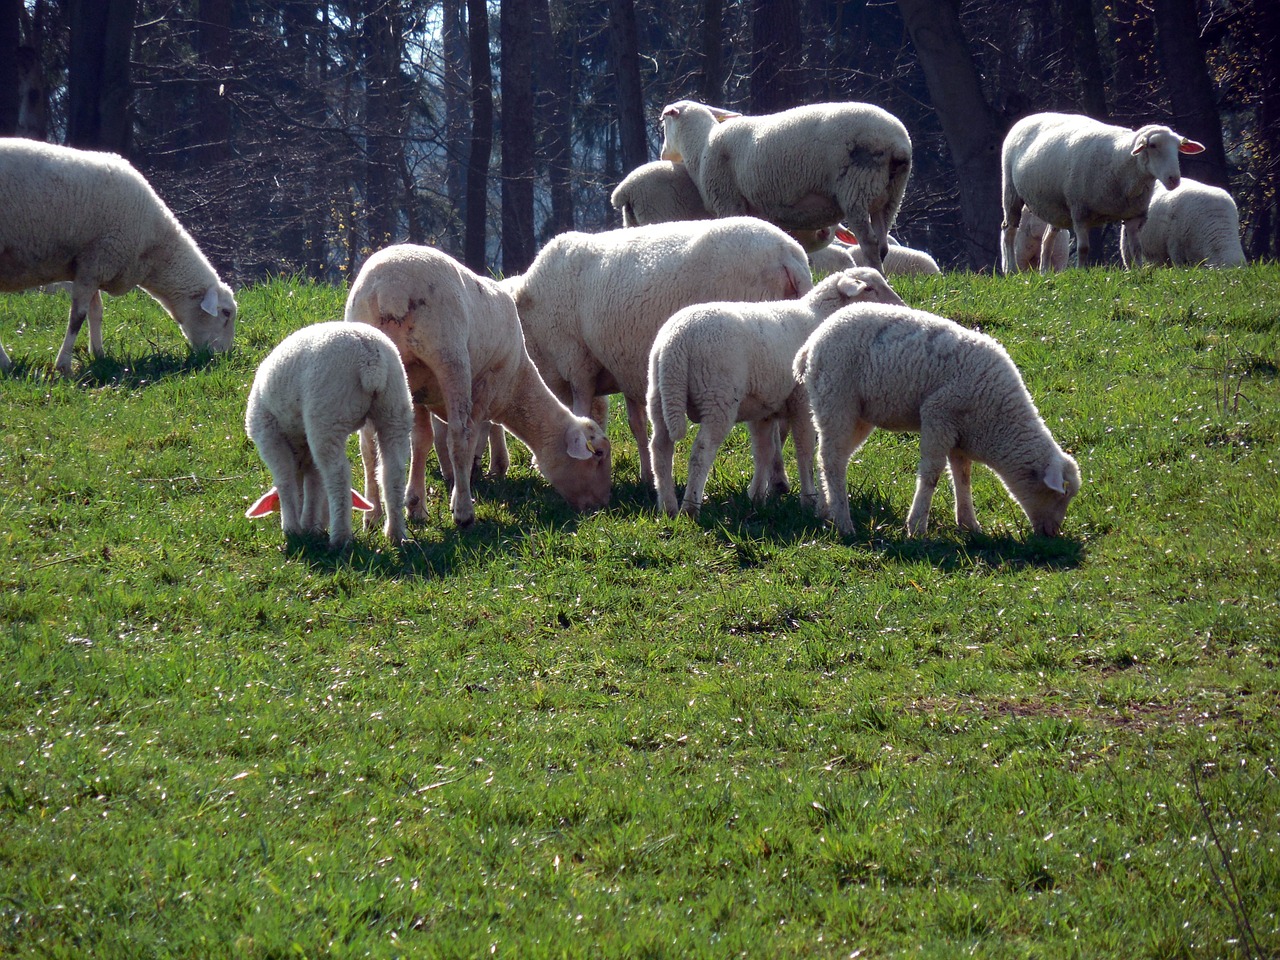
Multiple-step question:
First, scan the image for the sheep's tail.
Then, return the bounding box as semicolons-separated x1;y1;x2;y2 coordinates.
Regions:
793;341;812;387
649;343;690;443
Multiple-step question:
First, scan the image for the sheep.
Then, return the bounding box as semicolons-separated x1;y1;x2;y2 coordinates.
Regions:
808;236;942;276
0;138;237;376
794;303;1080;538
1000;111;1205;271
647;266;905;518
244;321;412;550
658;99;912;273
503;217;813;484
1011;208;1070;272
1120;178;1245;268
344;243;611;528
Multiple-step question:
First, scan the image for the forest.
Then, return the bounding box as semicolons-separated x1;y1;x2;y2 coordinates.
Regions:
1;0;1276;281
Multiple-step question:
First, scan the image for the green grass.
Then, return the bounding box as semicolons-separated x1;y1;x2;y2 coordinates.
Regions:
1;266;1278;958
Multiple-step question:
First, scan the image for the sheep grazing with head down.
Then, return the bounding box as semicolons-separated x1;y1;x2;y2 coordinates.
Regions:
794;303;1080;539
647;266;905;518
1011;208;1070;272
1120;178;1245;268
245;321;413;550
0;138;237;376
1000;111;1205;271
345;244;611;528
658;99;912;273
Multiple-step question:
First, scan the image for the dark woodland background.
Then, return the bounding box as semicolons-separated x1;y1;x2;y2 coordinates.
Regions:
1;0;1275;281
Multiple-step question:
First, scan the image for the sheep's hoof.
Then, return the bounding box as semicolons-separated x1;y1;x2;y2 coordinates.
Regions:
454;513;476;530
678;500;701;518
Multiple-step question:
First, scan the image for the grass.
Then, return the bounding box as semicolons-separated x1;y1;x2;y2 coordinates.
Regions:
1;266;1278;958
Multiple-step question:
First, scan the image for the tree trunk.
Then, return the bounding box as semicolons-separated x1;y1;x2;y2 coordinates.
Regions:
465;0;494;273
67;0;138;152
699;0;725;105
609;0;648;175
536;0;575;236
750;0;803;113
1152;0;1229;187
1062;0;1108;118
896;0;1004;270
0;0;19;136
442;0;469;255
363;0;403;254
500;0;536;274
195;0;232;166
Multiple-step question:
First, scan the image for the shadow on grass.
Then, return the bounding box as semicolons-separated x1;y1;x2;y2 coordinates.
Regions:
2;347;225;386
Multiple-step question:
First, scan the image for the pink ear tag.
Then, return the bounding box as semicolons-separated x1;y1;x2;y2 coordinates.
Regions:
246;487;280;518
835;226;860;245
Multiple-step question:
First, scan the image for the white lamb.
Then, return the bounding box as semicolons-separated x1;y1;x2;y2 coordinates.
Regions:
244;321;412;550
0;138;237;376
1120;178;1245;268
659;99;912;273
794;303;1080;538
648;266;905;518
1000;111;1205;271
344;244;611;528
1011;208;1070;272
504;217;813;483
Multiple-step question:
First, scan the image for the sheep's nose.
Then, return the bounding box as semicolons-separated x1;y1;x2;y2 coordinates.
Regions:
1165;174;1181;190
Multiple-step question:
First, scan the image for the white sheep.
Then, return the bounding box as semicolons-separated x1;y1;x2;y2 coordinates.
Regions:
344;244;611;528
794;303;1080;538
808;236;942;276
244;321;412;550
647;266;905;518
658;99;912;273
0;138;237;376
1120;178;1245;268
1000;111;1205;271
1011;208;1070;272
504;217;813;483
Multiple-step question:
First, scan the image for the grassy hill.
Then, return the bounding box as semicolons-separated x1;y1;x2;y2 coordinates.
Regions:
2;265;1277;957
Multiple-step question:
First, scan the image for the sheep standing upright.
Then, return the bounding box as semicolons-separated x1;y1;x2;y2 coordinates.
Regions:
1120;178;1246;268
658;99;912;273
1000;112;1205;271
794;304;1080;538
647;267;905;518
0;139;237;376
245;322;413;550
344;244;611;528
504;217;813;484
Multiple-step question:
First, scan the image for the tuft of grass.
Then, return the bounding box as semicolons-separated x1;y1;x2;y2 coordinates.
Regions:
2;267;1279;958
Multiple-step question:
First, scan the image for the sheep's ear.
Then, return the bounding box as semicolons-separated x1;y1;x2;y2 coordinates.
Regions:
1178;137;1206;155
200;285;221;316
836;276;869;299
351;489;375;511
661;104;681;119
835;225;859;245
1044;459;1067;495
708;106;741;123
246;488;280;518
565;425;595;461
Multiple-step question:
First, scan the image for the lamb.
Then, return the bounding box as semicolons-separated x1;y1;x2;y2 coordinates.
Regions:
244;321;412;550
647;266;905;518
504;217;813;484
1011;208;1070;272
794;303;1080;538
0;138;237;376
344;244;611;528
808;237;942;276
658;99;912;273
1000;111;1205;271
1120;178;1245;268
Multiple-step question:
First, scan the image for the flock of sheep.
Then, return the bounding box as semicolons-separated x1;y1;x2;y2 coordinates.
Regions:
2;99;1247;549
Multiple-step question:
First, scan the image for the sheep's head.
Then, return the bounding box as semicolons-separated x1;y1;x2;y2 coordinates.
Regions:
540;418;612;512
1132;125;1206;191
810;267;906;316
659;100;739;163
1010;451;1081;538
171;279;237;354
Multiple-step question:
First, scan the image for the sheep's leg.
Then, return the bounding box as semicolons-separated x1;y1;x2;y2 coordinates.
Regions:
407;405;434;521
648;413;680;517
487;422;511;478
1071;212;1092;266
907;421;957;538
308;433;355;549
624;394;653;484
682;417;733;516
1000;184;1024;273
788;401;820;511
441;383;480;527
85;291;105;358
54;285;97;376
817;417;874;536
746;419;787;503
1039;227;1061;274
845;213;884;273
255;436;305;535
375;423;410;545
300;463;328;534
358;424;383;532
948;451;980;533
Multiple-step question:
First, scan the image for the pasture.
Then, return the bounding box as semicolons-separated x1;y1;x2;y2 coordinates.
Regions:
1;266;1278;958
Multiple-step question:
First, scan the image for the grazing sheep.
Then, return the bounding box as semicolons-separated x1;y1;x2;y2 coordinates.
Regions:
244;322;412;550
0;138;237;376
1012;208;1070;272
648;267;905;518
794;303;1080;538
1120;178;1245;268
808;237;942;276
345;244;611;528
504;217;813;483
659;99;912;273
1000;111;1205;271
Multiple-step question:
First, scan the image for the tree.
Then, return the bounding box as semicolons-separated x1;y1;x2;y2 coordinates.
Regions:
1152;0;1228;187
465;0;494;272
536;0;575;237
67;0;137;152
699;0;725;105
609;0;648;175
750;0;803;113
442;0;469;255
195;0;232;165
0;0;18;135
501;0;536;273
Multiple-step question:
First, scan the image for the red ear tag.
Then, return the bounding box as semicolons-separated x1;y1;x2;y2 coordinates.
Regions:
351;489;376;512
246;487;280;518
